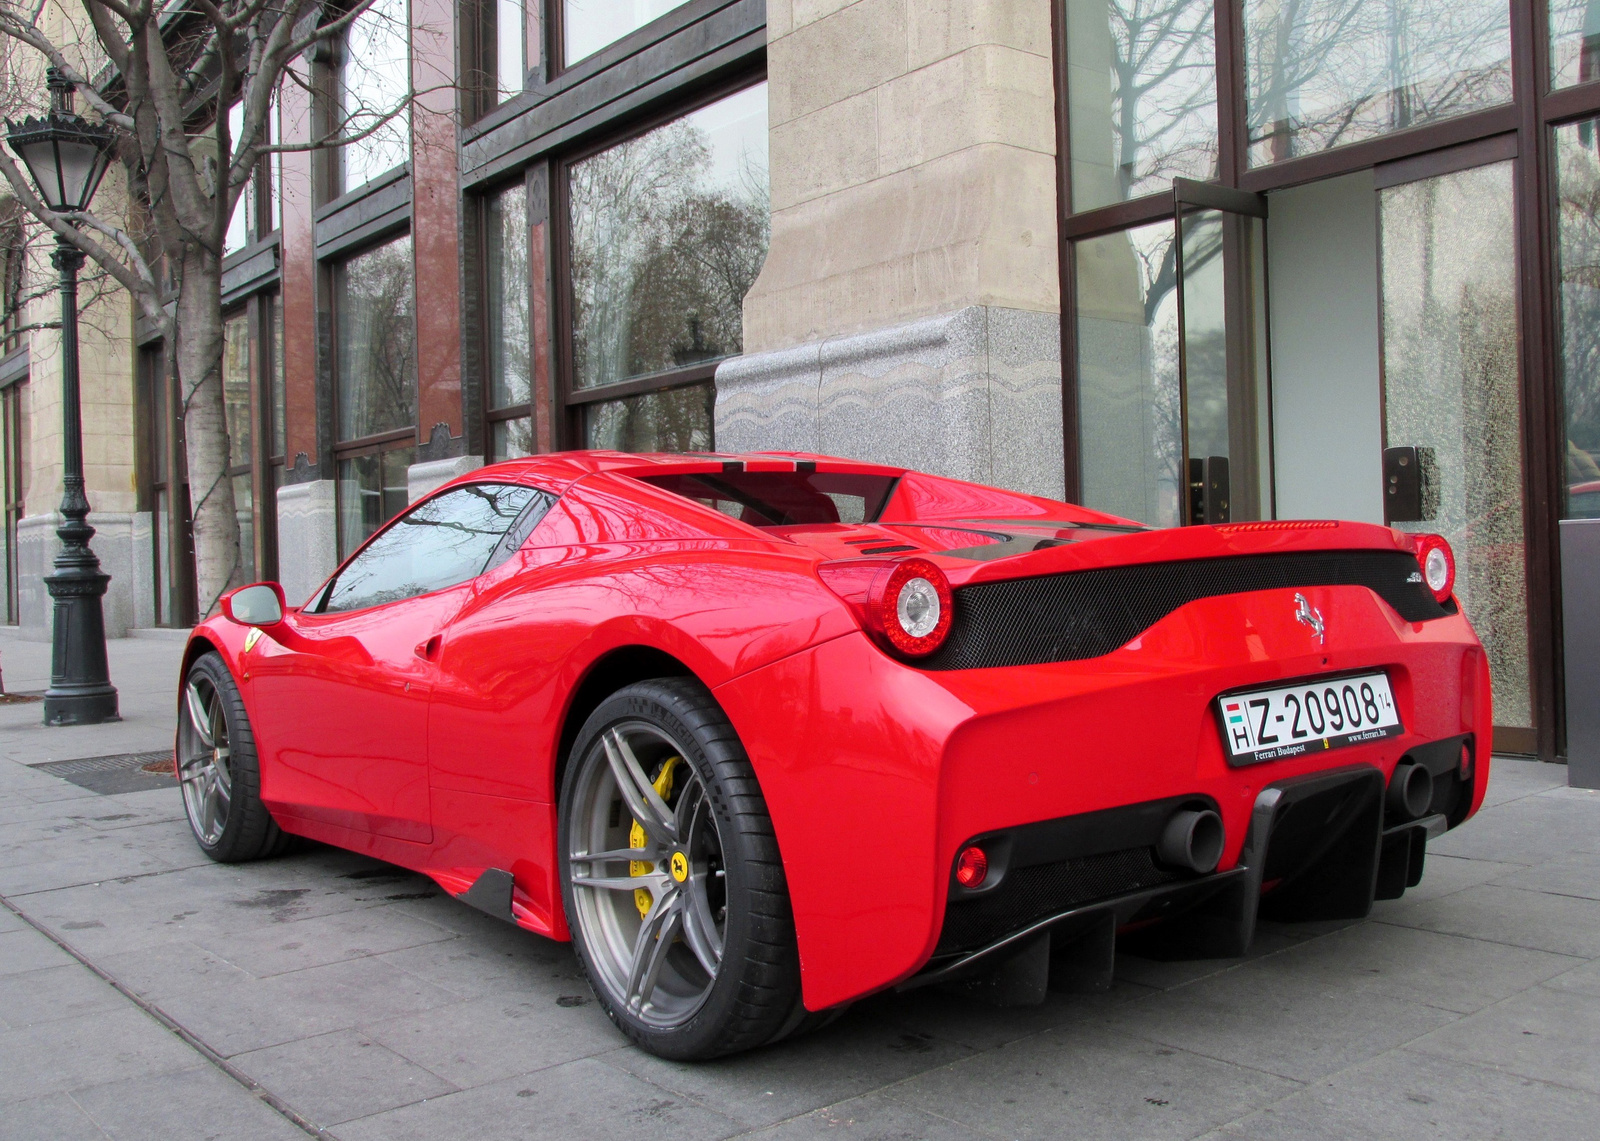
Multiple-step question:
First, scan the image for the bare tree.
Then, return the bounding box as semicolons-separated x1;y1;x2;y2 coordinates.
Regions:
0;0;411;617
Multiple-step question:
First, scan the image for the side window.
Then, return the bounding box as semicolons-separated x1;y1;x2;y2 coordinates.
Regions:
321;483;553;613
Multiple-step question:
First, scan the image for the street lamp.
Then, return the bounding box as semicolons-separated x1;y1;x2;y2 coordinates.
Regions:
7;69;119;725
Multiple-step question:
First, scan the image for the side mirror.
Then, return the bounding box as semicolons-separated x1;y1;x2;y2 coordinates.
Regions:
222;582;286;627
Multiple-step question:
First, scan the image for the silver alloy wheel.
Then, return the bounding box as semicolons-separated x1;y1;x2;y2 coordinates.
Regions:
179;675;232;846
567;721;727;1029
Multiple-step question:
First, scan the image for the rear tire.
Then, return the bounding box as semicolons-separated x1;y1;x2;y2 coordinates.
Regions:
178;652;289;863
559;677;811;1059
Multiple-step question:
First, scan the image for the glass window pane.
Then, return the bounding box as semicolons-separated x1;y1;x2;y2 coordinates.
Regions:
1555;120;1600;519
487;182;530;411
1075;220;1183;528
568;82;769;390
336;236;416;441
270;294;285;459
1550;0;1600;87
340;0;411;193
584;385;713;453
1380;161;1529;728
325;482;541;611
222;310;252;469
497;0;525;99
1245;0;1511;166
155;488;169;626
267;89;281;235
563;0;688;67
1065;0;1218;213
224;104;250;255
337;444;416;557
492;417;535;459
1180;210;1228;469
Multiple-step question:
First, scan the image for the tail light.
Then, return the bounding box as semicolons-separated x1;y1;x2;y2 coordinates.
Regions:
818;557;954;659
1412;534;1456;603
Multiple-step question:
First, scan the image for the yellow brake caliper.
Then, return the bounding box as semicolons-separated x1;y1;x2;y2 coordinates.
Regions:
631;756;680;918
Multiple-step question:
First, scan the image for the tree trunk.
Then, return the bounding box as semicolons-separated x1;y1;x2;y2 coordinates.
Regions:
175;243;243;618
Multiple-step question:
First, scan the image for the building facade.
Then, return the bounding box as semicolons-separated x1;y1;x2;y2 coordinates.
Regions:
2;0;1597;762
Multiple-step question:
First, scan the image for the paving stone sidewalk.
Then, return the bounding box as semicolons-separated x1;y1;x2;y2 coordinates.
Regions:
2;629;1599;1140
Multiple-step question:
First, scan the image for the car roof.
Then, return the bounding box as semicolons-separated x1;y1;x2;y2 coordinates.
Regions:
460;450;908;493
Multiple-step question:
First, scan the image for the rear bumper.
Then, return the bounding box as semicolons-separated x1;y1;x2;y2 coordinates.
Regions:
714;583;1492;1011
903;761;1462;993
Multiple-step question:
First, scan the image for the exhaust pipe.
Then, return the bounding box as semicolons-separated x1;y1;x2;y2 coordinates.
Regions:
1157;809;1224;874
1387;760;1434;821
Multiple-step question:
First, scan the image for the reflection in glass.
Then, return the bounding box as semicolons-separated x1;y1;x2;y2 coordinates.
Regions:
221;310;252;469
497;0;526;100
337;445;415;557
336;236;416;442
1550;0;1600;87
1064;0;1218;212
340;0;411;193
1180;210;1228;471
569;83;768;393
487;182;530;411
233;473;255;583
1075;220;1183;528
563;0;688;67
1554;120;1600;519
155;488;169;626
584;385;713;453
224;102;250;255
1380;161;1529;727
325;483;541;612
270;294;285;458
1244;0;1511;165
493;417;535;459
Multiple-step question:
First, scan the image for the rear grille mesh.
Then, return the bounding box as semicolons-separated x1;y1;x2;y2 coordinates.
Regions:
923;550;1449;671
936;848;1180;955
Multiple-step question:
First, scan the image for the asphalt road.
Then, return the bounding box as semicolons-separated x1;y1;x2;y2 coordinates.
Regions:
2;629;1598;1140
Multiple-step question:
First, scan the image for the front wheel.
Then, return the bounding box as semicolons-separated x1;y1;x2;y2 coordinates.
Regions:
178;651;289;862
559;678;805;1059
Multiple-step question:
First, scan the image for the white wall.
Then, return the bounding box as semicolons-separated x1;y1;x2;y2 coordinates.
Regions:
1266;171;1385;524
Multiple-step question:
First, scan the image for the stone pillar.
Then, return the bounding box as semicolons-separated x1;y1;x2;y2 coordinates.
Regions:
276;480;338;607
718;0;1063;496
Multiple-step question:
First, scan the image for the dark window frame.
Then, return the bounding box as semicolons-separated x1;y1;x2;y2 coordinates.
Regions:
549;64;766;450
1052;0;1578;759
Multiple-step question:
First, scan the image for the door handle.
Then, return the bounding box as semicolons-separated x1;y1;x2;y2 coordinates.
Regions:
414;634;441;661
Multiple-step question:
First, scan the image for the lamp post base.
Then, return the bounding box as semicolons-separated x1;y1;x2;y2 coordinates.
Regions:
42;566;119;727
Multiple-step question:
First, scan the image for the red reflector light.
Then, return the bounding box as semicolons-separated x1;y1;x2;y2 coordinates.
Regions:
1460;740;1473;781
955;846;988;888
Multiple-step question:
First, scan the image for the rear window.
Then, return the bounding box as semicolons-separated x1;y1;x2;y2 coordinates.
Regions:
637;471;898;527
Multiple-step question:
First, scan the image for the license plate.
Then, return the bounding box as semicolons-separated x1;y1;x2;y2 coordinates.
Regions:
1216;672;1403;765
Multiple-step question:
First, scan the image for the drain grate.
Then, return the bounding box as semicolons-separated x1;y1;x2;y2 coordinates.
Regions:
35;750;177;795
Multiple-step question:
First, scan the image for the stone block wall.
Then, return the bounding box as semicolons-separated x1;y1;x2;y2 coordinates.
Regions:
748;0;1059;353
717;305;1064;499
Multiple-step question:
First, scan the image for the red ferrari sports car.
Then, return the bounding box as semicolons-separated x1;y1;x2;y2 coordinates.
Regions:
177;450;1491;1059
